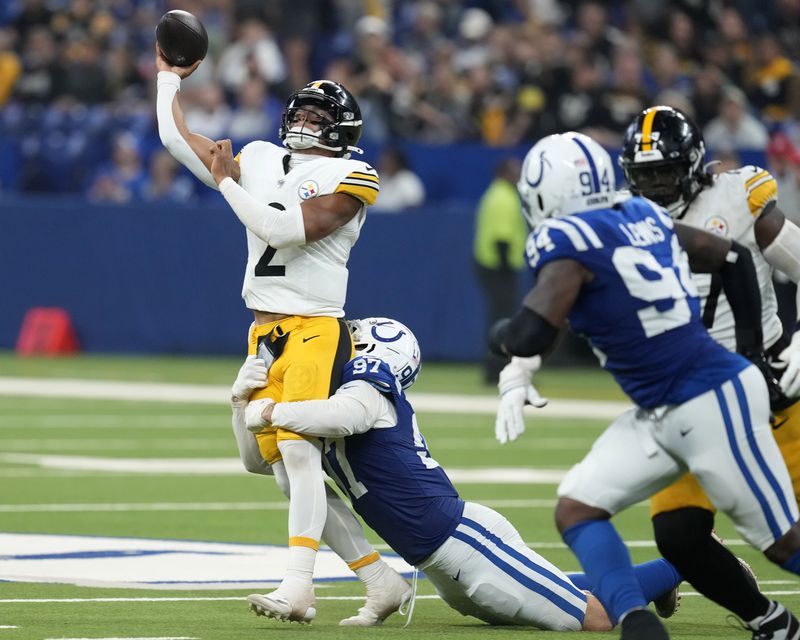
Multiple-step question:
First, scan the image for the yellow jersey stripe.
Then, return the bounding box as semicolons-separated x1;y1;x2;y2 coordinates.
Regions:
336;183;379;205
640;108;660;151
747;178;777;216
745;170;770;189
348;171;379;183
289;536;320;550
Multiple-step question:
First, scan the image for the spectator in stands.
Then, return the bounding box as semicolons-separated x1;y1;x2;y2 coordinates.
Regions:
217;19;287;97
0;27;20;105
228;78;279;141
14;26;59;103
473;157;526;385
57;36;110;104
86;133;145;204
766;132;800;226
140;150;195;204
184;84;231;141
747;32;797;124
374;147;425;212
703;85;769;153
691;63;725;128
12;0;52;44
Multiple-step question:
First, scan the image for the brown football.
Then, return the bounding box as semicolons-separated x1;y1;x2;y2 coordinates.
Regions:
156;10;208;67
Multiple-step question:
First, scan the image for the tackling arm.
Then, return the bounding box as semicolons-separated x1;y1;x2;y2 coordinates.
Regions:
246;382;382;437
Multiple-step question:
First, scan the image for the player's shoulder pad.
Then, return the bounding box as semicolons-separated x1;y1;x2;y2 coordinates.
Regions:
333;158;380;206
726;165;777;217
726;164;778;218
343;356;400;395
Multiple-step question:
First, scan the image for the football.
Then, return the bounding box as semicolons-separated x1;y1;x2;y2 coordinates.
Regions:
156;10;208;67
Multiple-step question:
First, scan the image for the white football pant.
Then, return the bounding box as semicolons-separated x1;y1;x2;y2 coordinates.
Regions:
558;365;799;550
418;502;587;630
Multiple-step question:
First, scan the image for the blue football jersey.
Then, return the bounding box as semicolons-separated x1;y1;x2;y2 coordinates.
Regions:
527;196;748;408
321;356;464;565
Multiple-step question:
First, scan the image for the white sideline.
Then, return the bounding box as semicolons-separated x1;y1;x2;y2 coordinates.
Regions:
0;376;630;419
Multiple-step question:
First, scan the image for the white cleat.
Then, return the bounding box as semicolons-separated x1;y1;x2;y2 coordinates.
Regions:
339;569;412;626
247;590;316;624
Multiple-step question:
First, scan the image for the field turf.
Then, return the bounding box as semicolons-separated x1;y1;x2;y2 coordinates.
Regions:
0;351;797;639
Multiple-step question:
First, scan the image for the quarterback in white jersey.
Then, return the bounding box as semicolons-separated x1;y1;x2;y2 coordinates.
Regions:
155;50;403;627
620;105;800;638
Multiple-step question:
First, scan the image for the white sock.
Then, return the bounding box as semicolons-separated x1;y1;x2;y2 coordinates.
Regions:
277;438;327;593
322;484;376;563
354;557;388;588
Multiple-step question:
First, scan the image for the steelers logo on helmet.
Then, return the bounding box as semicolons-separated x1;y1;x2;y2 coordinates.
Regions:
279;80;364;158
620;106;708;215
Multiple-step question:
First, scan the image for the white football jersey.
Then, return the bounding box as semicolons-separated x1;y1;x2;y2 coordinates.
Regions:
679;165;782;352
236;142;379;316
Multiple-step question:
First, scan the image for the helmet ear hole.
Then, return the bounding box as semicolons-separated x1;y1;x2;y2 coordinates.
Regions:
537;194;544;212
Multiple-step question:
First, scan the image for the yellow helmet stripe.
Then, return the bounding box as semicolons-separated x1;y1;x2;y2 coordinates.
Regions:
640;108;660;151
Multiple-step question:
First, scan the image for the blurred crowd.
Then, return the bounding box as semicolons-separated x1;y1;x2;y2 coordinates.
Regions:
3;0;800;205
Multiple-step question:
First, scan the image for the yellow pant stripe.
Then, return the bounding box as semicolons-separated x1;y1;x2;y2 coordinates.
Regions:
289;536;320;550
347;551;380;571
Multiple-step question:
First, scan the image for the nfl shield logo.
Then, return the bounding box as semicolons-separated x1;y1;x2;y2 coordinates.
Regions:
298;180;319;199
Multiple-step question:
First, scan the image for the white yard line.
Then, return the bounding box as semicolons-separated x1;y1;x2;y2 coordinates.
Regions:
3;591;800;605
0;377;630;419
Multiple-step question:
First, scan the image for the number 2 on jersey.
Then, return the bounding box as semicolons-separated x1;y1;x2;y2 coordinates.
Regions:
254;202;287;277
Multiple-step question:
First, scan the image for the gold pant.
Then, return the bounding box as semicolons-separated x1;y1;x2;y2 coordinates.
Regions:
247;316;353;464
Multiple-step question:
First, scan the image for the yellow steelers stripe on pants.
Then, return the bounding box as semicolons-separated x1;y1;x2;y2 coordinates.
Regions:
347;551;380;571
290;536;320;551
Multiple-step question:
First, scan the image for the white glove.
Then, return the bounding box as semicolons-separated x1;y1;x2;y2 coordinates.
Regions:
231;356;268;403
778;331;800;398
495;356;548;445
245;398;275;432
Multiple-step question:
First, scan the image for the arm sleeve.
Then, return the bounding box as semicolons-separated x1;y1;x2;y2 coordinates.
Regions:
231;400;273;476
156;71;218;190
219;177;306;248
270;382;383;436
762;218;800;282
720;240;764;355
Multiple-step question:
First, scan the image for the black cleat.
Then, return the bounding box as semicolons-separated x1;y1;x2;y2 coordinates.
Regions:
620;608;670;640
653;584;681;619
751;602;800;640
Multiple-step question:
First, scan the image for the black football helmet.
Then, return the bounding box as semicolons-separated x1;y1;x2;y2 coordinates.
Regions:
620;106;708;215
279;80;363;157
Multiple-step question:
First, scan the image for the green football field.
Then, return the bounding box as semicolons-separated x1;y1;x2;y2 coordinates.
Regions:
0;351;798;640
